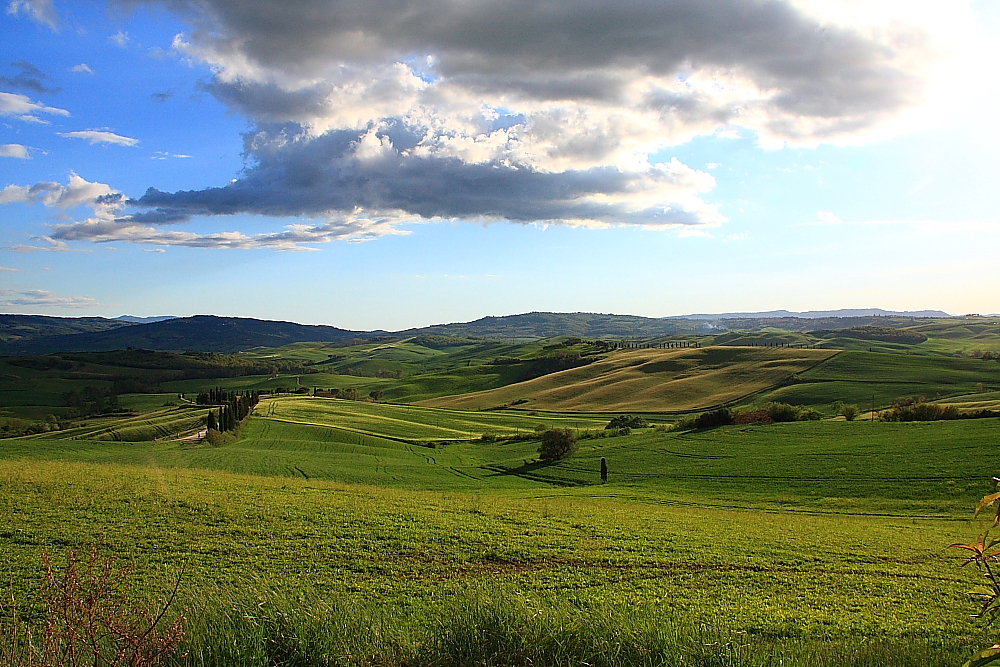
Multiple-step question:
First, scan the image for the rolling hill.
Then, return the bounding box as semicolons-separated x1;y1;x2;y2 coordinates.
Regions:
421;346;838;413
0;315;375;355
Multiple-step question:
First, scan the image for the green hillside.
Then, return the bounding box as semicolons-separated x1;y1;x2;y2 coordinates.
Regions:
0;315;370;355
0;314;132;343
765;350;1000;409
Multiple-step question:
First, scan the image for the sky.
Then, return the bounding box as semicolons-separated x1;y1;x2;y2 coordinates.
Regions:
1;0;999;330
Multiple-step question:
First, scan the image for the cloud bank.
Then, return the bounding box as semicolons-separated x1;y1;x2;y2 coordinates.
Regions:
5;0;963;248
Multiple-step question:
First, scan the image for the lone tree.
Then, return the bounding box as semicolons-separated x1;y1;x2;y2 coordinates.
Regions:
538;428;577;461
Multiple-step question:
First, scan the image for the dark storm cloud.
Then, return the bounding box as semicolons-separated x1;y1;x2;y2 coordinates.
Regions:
139;0;927;117
117;123;711;227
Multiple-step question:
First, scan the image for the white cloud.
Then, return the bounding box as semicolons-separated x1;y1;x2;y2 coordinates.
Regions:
6;0;58;29
58;130;138;146
0;289;97;308
110;31;129;48
0;173;117;209
3;238;75;253
70;63;94;74
0;144;29;158
0;265;21;271
0;91;69;123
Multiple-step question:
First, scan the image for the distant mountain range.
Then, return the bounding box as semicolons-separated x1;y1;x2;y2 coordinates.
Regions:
0;309;965;355
677;308;952;319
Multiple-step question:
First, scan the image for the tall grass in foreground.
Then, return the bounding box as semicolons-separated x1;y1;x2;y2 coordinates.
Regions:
167;591;974;667
4;577;979;667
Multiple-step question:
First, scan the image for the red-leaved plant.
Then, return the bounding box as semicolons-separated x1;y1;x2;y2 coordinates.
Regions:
1;542;185;667
950;487;1000;667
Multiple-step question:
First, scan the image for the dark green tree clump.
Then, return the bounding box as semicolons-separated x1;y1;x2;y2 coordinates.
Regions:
694;408;733;429
606;415;648;430
538;429;577;461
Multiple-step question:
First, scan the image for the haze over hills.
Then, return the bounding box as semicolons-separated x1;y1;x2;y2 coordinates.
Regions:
0;309;973;355
115;315;179;324
678;308;952;319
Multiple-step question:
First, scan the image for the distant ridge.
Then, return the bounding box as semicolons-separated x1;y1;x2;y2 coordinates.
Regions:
677;308;951;320
0;309;965;355
115;315;178;324
0;315;376;355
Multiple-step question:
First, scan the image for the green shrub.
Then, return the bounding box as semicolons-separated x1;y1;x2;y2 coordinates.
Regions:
764;402;800;422
694;408;733;429
882;397;960;422
605;415;648;430
798;408;823;421
837;402;860;421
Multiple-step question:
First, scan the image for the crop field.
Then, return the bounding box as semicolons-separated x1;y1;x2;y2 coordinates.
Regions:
423;347;838;412
263;395;610;441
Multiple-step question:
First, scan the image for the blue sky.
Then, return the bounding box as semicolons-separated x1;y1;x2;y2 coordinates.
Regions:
1;0;998;329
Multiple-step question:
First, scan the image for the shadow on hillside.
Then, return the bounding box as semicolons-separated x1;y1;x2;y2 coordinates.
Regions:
481;459;586;486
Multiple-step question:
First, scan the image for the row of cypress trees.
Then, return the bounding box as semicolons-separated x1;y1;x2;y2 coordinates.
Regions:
204;390;260;433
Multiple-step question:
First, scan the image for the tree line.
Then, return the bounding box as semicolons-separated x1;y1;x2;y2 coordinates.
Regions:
198;388;261;433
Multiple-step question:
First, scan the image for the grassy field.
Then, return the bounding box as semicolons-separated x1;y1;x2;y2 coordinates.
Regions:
2;398;1000;664
765;350;1000;411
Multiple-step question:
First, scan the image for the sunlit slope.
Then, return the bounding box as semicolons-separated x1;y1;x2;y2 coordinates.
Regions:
420;346;837;412
262;395;606;441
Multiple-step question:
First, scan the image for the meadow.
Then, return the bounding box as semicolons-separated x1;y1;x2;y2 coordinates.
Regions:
3;393;1000;665
5;336;1000;666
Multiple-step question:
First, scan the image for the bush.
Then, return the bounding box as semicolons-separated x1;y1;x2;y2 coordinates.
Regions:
882;397;960;422
837;403;859;421
732;410;773;425
538;428;577;461
605;415;648;430
694;408;733;429
798;408;823;421
669;416;698;431
763;402;799;423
